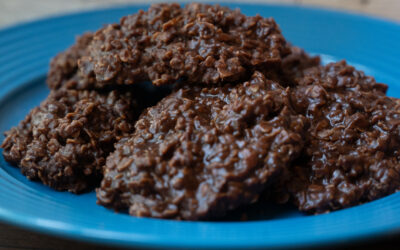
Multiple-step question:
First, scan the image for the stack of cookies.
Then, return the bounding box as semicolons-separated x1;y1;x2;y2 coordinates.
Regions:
3;3;400;220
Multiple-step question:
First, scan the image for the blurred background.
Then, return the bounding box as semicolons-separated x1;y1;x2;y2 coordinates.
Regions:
0;0;399;28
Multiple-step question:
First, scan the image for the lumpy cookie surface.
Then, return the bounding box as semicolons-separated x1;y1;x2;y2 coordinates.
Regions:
77;3;289;88
97;72;306;220
278;46;321;85
1;89;137;193
278;61;400;213
47;33;93;90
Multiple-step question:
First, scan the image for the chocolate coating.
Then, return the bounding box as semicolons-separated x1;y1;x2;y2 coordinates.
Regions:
278;61;400;213
47;33;93;90
97;72;306;220
76;3;288;89
1;89;138;193
3;2;400;220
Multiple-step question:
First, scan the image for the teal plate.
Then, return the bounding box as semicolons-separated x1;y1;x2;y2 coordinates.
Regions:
1;3;400;249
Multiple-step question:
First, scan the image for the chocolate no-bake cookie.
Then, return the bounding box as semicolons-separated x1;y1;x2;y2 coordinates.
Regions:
295;60;388;92
3;2;400;221
1;89;138;193
97;71;306;220
76;3;289;89
276;61;400;213
47;33;93;90
279;46;321;85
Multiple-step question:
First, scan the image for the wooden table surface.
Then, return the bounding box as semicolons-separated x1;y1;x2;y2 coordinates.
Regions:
0;0;400;249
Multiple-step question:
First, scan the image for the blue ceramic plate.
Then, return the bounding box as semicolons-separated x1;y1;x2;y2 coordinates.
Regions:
1;3;400;249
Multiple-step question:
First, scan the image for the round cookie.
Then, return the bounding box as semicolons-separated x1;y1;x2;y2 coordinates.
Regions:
278;61;400;213
77;3;289;88
97;72;306;220
2;89;137;193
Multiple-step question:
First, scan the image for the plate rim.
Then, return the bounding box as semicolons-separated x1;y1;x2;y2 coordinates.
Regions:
1;2;400;249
